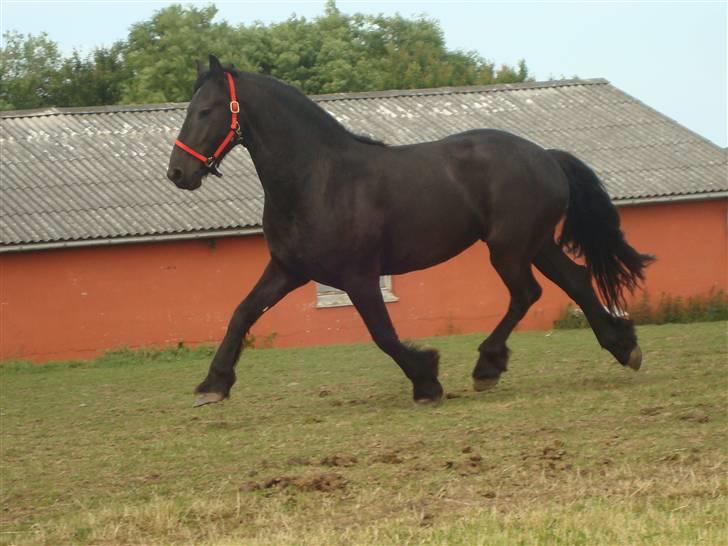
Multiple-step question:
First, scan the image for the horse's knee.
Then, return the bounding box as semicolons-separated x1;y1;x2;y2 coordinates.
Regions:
527;281;543;306
508;280;541;317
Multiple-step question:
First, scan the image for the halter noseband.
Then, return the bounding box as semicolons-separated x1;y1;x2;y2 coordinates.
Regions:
175;72;242;176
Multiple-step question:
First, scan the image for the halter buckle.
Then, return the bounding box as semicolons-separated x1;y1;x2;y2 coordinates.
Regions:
230;101;240;114
205;156;216;168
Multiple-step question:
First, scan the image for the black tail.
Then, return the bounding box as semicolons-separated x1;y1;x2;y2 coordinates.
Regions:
549;149;655;311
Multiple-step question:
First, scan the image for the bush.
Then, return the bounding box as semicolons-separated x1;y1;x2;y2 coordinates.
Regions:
553;304;589;329
554;288;728;329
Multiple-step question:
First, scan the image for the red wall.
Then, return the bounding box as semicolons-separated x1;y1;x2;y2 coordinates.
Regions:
1;199;725;362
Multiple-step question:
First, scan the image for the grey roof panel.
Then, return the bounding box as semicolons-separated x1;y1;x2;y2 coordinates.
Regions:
1;78;726;247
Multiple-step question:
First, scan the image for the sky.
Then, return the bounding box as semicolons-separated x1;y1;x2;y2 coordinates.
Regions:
1;1;726;147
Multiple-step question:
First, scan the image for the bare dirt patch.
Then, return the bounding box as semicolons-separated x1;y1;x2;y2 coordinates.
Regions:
678;411;711;423
320;454;358;467
286;456;313;466
242;472;347;493
372;451;404;464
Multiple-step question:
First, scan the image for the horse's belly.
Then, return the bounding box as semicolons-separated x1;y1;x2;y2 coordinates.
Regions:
380;221;480;274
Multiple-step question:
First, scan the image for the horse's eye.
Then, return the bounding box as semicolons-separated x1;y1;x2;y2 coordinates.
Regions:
198;108;213;118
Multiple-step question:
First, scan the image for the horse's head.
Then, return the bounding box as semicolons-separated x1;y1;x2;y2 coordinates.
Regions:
167;55;242;190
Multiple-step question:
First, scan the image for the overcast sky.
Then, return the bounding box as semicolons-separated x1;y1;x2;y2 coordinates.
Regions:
2;1;726;146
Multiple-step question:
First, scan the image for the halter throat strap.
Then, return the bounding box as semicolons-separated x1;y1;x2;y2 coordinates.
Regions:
175;72;241;169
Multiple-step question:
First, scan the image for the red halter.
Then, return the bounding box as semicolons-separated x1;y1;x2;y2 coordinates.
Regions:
175;72;241;168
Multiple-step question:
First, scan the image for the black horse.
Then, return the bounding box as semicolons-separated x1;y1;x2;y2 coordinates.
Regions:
167;55;653;407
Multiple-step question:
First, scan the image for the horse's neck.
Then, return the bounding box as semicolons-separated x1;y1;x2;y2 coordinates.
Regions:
242;80;346;206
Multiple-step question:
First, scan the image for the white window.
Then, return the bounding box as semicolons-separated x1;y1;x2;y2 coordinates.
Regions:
315;276;398;308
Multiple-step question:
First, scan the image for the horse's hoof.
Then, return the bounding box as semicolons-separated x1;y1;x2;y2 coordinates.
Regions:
415;395;443;407
626;346;642;371
473;377;499;392
193;392;226;407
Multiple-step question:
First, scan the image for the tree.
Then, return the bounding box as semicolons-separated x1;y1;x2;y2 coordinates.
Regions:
0;31;62;110
54;44;130;107
0;32;129;110
120;4;246;103
235;1;525;94
0;1;531;109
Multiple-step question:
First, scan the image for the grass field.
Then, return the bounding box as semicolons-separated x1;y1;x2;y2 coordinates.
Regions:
1;322;726;545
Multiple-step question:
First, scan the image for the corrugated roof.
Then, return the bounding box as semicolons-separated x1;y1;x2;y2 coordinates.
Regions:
1;78;726;250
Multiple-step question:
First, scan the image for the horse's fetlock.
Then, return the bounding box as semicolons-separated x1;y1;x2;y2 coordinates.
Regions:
403;347;439;383
473;344;510;380
196;369;236;396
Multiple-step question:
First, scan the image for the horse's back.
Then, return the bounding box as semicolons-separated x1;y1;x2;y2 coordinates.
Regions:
380;129;569;251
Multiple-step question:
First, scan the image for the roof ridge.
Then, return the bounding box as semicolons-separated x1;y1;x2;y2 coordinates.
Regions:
0;78;609;119
598;163;728;176
313;78;609;101
563;139;728;155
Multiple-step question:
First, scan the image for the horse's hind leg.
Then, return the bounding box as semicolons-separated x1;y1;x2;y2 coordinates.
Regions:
194;259;306;406
346;276;444;405
472;245;543;391
533;241;641;369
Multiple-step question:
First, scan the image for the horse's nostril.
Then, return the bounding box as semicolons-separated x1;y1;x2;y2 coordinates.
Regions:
167;168;183;183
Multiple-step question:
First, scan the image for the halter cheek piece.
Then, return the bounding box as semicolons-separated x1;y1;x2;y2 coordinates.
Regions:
175;72;242;177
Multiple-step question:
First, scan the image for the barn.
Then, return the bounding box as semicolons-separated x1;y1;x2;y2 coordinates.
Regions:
1;78;726;362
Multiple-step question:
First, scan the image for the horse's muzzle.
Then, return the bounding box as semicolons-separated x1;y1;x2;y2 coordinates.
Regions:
167;167;202;191
167;167;183;184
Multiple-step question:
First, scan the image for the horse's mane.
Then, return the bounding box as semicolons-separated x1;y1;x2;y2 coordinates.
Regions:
193;65;386;147
193;64;239;94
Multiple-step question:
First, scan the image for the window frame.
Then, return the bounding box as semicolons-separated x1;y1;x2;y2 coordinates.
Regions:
315;276;398;308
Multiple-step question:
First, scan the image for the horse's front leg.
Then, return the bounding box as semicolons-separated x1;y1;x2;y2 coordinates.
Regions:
194;259;306;406
346;276;444;405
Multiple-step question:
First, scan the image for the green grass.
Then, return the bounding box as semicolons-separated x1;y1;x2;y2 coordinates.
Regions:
1;323;726;545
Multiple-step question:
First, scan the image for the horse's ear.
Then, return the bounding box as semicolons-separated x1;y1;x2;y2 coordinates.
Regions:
196;59;205;78
209;54;223;75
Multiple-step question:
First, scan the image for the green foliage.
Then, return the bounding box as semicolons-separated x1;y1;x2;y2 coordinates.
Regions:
0;31;129;110
120;4;244;103
553;304;590;329
0;1;531;109
626;292;652;325
54;44;130;107
0;31;62;110
228;1;523;95
243;331;278;349
554;288;728;329
0;342;218;372
647;288;728;325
